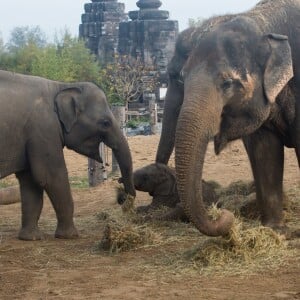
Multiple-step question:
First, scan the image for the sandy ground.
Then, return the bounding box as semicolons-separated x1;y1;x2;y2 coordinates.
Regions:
0;135;299;300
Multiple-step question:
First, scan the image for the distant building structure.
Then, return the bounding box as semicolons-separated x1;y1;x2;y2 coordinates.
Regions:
79;0;178;103
79;0;127;63
118;0;178;86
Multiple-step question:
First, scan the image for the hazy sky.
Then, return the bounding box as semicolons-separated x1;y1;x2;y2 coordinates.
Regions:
0;0;259;43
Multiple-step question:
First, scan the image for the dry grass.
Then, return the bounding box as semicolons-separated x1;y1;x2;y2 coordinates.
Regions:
180;207;289;275
93;181;299;276
94;208;160;254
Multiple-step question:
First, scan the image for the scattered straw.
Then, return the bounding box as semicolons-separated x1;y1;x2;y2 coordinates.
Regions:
116;186;136;213
97;223;155;254
216;180;255;197
94;182;299;276
95;208;159;254
180;206;289;274
121;194;135;213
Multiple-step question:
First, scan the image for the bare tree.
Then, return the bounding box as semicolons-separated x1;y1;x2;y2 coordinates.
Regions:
100;55;159;112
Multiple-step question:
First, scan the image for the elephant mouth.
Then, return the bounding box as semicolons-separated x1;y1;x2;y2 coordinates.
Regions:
94;152;103;163
71;142;103;163
214;133;228;155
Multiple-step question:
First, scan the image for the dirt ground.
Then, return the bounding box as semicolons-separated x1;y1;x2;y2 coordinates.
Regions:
0;135;299;300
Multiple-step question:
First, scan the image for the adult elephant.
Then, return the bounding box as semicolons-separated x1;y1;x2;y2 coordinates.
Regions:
158;0;300;237
0;70;136;240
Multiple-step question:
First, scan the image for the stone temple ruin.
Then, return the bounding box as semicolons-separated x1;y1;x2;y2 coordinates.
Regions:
79;0;178;97
79;0;127;63
118;0;178;86
79;0;179;185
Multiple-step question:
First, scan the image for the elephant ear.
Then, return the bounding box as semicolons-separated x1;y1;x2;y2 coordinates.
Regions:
263;33;294;103
55;87;83;133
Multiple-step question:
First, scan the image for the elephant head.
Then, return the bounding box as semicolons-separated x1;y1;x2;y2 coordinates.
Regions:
133;163;177;197
155;14;236;164
55;83;136;197
175;17;293;236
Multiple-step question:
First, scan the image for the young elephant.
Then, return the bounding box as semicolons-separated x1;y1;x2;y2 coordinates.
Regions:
0;70;136;240
133;163;218;220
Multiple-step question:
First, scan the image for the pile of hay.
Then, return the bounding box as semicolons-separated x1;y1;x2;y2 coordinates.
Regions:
180;205;289;274
216;180;255;197
95;182;298;275
95;209;158;254
214;180;259;218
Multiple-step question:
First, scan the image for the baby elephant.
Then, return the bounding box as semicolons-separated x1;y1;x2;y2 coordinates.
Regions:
133;163;218;220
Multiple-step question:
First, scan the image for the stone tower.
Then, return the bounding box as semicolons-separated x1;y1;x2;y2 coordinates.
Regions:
118;0;178;85
79;0;127;63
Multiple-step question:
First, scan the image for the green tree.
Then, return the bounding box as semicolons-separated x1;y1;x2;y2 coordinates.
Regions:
0;32;5;54
9;43;41;74
56;31;100;81
7;26;46;51
32;30;100;82
31;45;72;81
0;26;45;74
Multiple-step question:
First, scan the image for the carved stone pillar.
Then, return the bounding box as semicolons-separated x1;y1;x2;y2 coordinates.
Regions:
79;0;127;62
118;0;178;86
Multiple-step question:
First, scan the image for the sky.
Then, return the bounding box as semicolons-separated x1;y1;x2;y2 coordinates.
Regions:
0;0;260;43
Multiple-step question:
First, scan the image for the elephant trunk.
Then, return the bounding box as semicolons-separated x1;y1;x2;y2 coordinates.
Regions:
110;132;136;198
175;77;234;237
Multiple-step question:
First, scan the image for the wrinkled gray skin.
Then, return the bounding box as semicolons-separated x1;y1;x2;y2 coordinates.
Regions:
133;163;218;221
0;70;136;240
156;0;300;237
156;15;235;164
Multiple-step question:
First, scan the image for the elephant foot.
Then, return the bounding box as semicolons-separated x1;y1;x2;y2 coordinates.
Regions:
264;223;296;240
55;224;79;239
278;227;300;240
18;227;44;241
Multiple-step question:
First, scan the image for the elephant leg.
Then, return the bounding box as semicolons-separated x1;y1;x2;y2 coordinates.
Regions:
28;144;79;239
155;79;183;164
243;129;285;230
16;171;44;240
44;170;79;239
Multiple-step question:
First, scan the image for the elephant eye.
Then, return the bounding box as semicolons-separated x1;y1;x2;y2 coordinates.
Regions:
99;119;111;128
221;78;233;90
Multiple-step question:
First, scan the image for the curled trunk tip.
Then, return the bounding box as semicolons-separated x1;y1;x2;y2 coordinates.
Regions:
209;209;235;237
